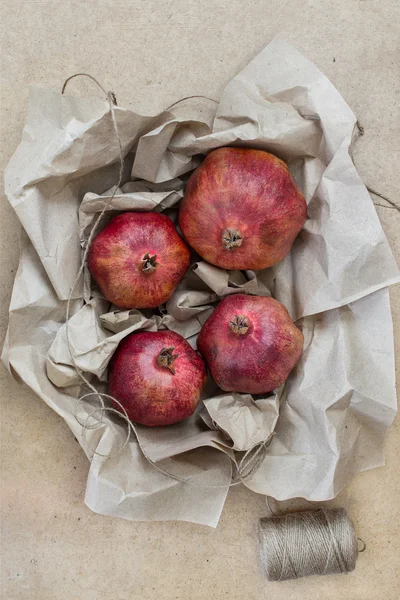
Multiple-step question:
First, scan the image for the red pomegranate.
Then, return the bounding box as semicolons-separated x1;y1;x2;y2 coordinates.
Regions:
88;212;191;309
108;331;206;426
197;294;303;394
179;147;307;270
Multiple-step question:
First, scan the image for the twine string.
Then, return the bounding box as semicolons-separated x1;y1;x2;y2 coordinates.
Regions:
351;121;399;212
165;95;218;111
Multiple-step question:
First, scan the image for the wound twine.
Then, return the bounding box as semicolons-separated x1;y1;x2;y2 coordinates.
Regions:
258;508;359;581
62;73;271;487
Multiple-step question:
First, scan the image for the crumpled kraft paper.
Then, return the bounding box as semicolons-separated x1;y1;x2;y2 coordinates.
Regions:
3;35;399;526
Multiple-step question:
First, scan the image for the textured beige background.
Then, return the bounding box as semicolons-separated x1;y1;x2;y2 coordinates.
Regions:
1;1;399;599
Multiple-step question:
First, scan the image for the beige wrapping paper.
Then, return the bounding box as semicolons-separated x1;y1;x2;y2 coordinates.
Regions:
3;36;399;526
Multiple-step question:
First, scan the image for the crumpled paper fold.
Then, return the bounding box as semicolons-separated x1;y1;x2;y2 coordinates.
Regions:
3;35;398;526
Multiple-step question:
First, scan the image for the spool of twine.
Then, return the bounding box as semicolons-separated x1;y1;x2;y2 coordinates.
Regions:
258;508;359;581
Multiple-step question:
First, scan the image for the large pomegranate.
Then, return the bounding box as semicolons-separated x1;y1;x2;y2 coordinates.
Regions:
197;294;303;394
88;212;191;309
179;147;307;270
109;331;206;426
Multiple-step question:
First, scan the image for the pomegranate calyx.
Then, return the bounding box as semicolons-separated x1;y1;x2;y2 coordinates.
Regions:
222;229;243;251
157;347;179;374
141;253;158;273
229;315;249;336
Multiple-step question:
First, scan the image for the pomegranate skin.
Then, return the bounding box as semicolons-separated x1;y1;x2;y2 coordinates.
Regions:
179;147;307;270
88;212;191;309
197;294;303;394
108;331;206;426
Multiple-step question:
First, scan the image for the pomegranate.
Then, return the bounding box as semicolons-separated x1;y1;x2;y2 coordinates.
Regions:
88;212;191;309
108;331;206;426
179;147;307;270
197;294;303;394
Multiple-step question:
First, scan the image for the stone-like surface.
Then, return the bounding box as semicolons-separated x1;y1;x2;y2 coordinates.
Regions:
1;1;399;598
